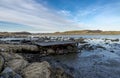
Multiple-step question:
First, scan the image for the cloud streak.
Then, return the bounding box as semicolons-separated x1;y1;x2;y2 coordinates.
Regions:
0;0;120;32
73;2;120;31
0;0;79;32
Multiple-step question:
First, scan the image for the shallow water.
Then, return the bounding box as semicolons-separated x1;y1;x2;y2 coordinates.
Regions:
41;37;120;78
2;35;120;78
47;35;120;39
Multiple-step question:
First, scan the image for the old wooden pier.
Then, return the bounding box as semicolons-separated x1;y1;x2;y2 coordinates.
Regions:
35;41;78;55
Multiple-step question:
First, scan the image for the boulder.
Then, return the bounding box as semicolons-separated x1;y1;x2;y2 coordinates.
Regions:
67;46;76;52
7;59;28;72
58;50;64;54
22;61;51;78
47;49;55;54
55;67;64;78
0;55;4;72
0;67;22;78
111;39;119;42
50;66;73;78
67;46;73;50
75;38;87;43
0;52;23;61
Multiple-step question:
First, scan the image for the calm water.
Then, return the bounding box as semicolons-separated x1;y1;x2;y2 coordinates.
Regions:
41;35;120;78
48;35;120;39
1;35;120;40
1;35;120;78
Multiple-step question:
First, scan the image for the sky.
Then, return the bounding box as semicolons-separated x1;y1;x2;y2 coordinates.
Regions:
0;0;120;33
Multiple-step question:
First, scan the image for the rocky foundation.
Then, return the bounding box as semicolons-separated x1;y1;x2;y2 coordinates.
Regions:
0;52;73;78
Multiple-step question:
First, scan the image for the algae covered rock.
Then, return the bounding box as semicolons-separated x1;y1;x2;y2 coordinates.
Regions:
7;59;28;72
50;66;73;78
0;55;4;72
22;61;51;78
0;67;22;78
0;52;23;61
47;49;55;54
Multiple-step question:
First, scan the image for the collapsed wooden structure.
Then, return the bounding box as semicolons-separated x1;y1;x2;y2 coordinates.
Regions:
35;41;78;55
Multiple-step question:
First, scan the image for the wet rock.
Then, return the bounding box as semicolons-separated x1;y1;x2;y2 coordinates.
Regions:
67;46;72;50
22;61;51;78
0;44;39;53
0;67;22;78
0;55;4;72
110;50;114;53
69;38;75;41
58;50;64;54
0;52;23;61
79;44;94;51
79;44;106;51
75;38;87;44
50;66;73;78
7;59;28;72
96;45;106;50
20;53;42;63
111;39;119;42
105;42;109;44
47;49;55;54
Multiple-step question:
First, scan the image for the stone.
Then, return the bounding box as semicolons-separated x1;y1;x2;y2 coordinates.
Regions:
67;46;76;52
7;59;28;72
0;52;23;61
50;66;73;78
47;49;55;54
111;39;119;42
0;67;22;78
0;55;4;72
58;50;64;54
67;46;73;50
75;38;87;43
56;67;64;76
22;61;51;78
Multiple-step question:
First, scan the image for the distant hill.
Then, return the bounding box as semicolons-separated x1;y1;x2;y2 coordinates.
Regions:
12;32;31;35
0;30;120;36
0;31;31;36
53;30;120;35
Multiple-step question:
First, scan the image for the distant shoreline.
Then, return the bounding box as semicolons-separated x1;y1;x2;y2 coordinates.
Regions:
0;30;120;36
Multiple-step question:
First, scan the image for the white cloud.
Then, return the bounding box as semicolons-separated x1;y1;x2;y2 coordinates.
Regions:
0;0;120;32
0;0;78;32
58;10;71;16
73;2;120;31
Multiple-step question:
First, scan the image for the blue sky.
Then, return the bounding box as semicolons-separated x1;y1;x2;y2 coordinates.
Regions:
0;0;120;32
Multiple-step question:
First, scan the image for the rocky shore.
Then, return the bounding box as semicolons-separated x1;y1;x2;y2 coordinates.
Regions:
0;44;39;52
0;52;73;78
0;37;120;78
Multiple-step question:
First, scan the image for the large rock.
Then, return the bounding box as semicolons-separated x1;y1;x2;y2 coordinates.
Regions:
0;52;23;61
22;61;51;78
0;67;22;78
50;67;73;78
7;59;28;72
75;38;87;43
0;55;4;72
47;49;55;54
67;46;77;53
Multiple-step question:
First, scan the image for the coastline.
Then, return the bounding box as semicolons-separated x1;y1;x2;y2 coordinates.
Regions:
0;35;120;78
